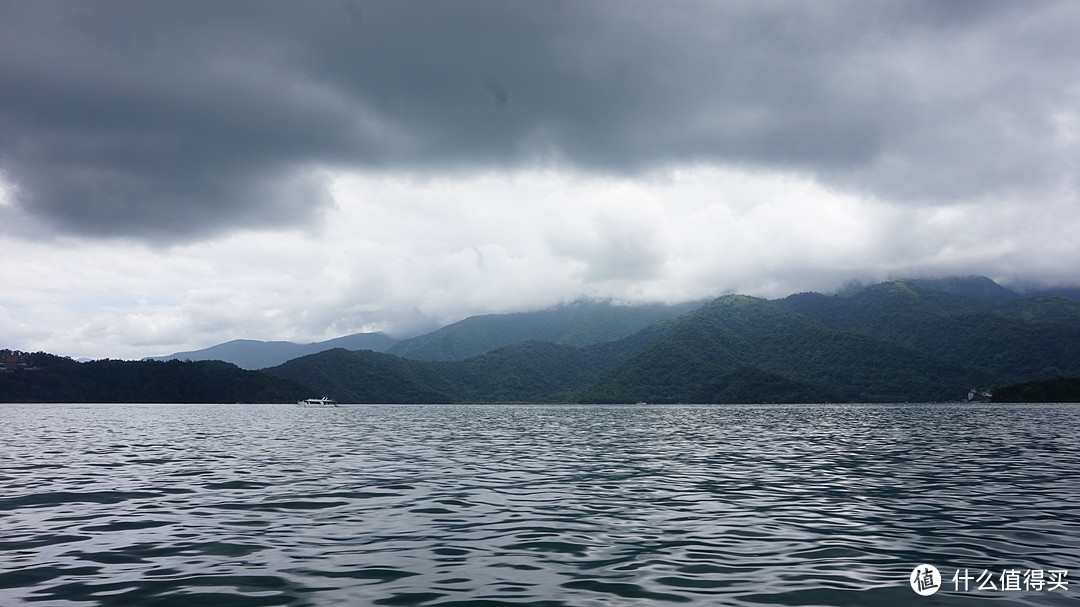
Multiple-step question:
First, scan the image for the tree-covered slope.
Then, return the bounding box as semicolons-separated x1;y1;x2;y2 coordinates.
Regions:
783;280;1080;332
906;275;1021;301
690;366;845;404
147;332;398;370
184;278;1080;404
993;376;1080;402
775;281;1080;381
387;299;699;361
580;295;996;403
835;275;1020;301
994;296;1080;329
10;277;1078;405
778;281;997;335
414;334;659;403
266;349;450;404
0;351;313;403
266;329;661;404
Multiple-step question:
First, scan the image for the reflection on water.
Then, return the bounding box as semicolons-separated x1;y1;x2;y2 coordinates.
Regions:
1;403;1077;606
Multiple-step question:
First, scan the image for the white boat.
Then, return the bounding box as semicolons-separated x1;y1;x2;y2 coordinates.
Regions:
298;397;338;407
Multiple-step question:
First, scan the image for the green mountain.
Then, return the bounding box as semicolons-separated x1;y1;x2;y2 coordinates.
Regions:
993;376;1080;402
147;332;399;370
1020;285;1080;303
836;275;1020;301
10;276;1080;404
267;349;450;404
409;332;661;403
580;294;996;403
0;350;312;403
995;296;1080;329
265;278;1080;404
387;299;701;361
775;281;1080;381
906;275;1021;301
690;366;845;404
265;329;662;404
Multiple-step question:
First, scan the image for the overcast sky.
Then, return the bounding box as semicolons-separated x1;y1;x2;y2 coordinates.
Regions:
2;1;1079;360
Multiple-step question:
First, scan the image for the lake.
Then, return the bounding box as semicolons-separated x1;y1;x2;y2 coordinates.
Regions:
1;403;1077;606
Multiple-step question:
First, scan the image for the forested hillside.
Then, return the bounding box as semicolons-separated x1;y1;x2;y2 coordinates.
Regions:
579;294;997;403
266;327;664;404
0;350;312;403
266;279;1080;404
8;277;1080;404
266;349;450;404
993;376;1080;402
147;332;398;370
775;281;1080;381
387;299;700;361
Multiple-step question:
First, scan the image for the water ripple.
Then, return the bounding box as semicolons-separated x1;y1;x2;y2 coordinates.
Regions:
1;403;1077;606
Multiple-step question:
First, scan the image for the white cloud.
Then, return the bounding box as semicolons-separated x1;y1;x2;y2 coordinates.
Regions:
5;164;1077;359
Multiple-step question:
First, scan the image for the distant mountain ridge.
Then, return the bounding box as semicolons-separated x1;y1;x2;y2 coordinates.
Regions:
147;299;702;368
263;276;1080;403
147;332;398;370
1;351;312;403
9;276;1080;404
153;277;1073;371
387;299;704;361
837;275;1022;300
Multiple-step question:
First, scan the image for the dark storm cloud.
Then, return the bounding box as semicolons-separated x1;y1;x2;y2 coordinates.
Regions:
1;1;1077;239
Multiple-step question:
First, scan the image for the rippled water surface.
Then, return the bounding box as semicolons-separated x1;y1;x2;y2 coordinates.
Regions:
1;403;1078;606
